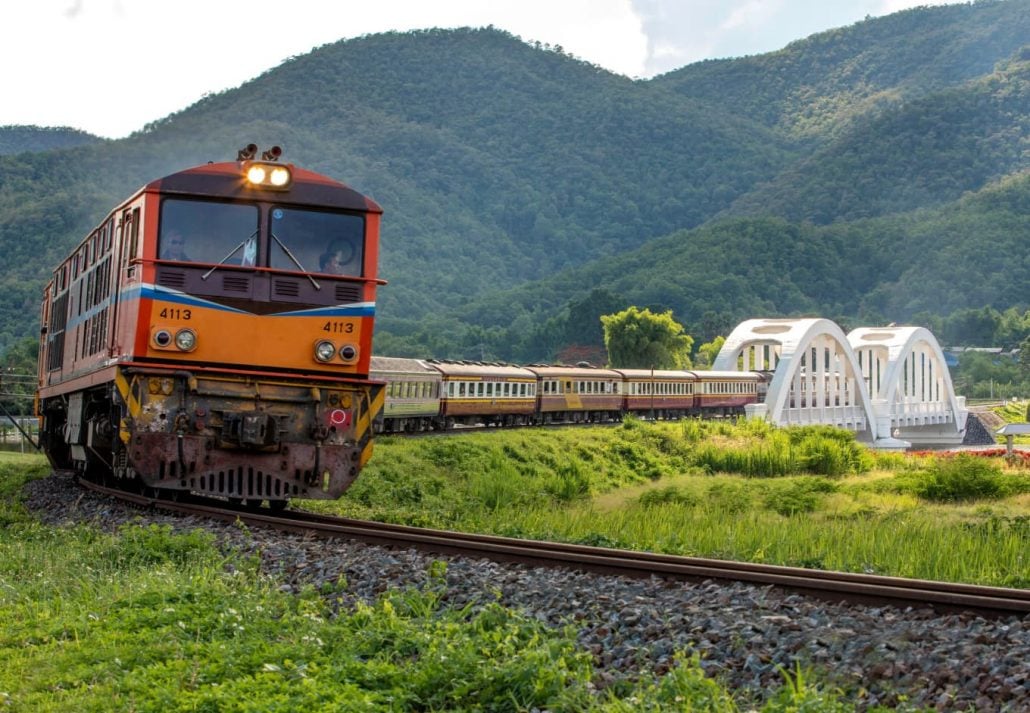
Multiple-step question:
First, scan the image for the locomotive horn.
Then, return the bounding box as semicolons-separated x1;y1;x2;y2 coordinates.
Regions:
237;143;258;161
262;145;283;161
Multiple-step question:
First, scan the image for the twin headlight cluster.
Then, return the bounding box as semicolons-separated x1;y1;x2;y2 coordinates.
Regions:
153;328;197;352
245;163;292;189
314;340;359;364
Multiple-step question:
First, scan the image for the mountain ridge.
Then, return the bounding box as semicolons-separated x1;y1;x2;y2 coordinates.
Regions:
0;3;1027;359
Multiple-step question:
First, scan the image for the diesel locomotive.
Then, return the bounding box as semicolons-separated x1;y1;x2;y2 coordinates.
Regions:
36;145;385;506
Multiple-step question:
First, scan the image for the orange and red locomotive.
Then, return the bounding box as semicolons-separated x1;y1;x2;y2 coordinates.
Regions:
36;145;385;505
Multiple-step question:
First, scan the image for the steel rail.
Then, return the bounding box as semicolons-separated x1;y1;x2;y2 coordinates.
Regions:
77;478;1030;617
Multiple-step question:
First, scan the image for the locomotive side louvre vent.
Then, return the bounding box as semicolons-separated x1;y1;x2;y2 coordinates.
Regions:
222;275;250;292
273;279;300;297
335;284;361;303
157;271;186;289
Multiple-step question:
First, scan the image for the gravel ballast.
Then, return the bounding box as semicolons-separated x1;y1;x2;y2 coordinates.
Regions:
22;473;1030;711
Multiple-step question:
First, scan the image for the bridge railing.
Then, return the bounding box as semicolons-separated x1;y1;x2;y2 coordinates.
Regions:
890;399;954;426
779;405;868;429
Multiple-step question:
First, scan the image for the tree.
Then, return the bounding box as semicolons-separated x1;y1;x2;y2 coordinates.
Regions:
694;336;726;369
601;306;693;369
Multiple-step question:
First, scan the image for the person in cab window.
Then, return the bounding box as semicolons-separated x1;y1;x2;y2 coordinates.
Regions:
161;230;190;261
319;239;357;275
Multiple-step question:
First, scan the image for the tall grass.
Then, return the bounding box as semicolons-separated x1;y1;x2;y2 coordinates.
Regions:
689;425;872;477
508;496;1029;586
314;421;1030;587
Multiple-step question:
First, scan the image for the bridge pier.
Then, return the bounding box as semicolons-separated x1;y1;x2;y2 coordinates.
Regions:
871;399;910;450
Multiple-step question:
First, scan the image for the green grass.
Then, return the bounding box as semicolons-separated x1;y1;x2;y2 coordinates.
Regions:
312;419;1030;588
0;453;876;710
994;399;1030;444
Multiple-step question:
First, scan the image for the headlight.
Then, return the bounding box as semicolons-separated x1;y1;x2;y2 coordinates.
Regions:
339;344;358;362
154;329;172;347
314;340;336;363
243;161;292;190
270;167;291;186
175;328;197;351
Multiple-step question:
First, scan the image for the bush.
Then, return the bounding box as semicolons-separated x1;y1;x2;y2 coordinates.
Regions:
546;461;591;502
763;477;838;516
638;485;699;508
915;454;1007;502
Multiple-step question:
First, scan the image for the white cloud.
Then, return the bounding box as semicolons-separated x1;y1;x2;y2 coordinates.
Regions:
720;0;783;31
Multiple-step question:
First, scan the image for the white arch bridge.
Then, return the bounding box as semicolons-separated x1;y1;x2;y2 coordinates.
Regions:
713;318;968;449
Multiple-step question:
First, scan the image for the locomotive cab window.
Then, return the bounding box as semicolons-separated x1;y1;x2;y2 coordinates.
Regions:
270;206;364;276
160;199;259;265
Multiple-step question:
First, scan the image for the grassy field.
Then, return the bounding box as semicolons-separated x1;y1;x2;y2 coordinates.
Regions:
0;450;871;711
994;399;1030;445
307;418;1030;588
2;417;1028;710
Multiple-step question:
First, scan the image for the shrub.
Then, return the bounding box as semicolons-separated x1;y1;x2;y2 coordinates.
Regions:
915;454;1007;502
704;481;752;513
763;478;837;516
546;461;591;502
638;485;699;508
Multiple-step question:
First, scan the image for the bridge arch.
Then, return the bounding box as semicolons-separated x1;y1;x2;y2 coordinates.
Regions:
714;318;877;441
848;326;967;444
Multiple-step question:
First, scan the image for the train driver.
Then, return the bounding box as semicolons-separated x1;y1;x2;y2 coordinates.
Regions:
319;239;358;275
160;229;191;261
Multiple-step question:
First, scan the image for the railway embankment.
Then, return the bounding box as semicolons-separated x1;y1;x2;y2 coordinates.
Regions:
16;467;1030;712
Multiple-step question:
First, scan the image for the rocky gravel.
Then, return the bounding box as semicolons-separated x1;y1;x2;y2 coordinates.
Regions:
962;413;998;446
23;473;1030;711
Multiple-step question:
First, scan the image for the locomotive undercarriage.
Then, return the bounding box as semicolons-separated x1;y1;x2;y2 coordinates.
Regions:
40;368;378;505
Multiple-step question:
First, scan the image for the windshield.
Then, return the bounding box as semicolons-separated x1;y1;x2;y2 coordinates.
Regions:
270;206;364;276
159;199;259;265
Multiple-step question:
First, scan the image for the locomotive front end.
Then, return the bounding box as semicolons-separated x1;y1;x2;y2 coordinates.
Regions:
37;145;386;505
115;369;378;501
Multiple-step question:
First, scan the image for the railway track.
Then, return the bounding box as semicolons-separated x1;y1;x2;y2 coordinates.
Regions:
77;477;1030;618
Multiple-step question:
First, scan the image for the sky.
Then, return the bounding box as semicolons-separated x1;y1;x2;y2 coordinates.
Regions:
5;0;955;139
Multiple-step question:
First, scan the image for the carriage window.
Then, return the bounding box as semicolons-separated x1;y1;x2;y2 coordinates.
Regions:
271;206;364;276
160;199;259;265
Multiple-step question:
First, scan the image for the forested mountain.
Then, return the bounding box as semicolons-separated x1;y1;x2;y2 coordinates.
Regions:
727;48;1030;222
413;171;1030;363
0;1;1027;361
655;0;1030;142
0;126;100;156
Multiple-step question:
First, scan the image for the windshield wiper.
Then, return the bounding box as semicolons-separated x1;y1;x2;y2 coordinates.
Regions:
201;230;259;281
271;231;320;290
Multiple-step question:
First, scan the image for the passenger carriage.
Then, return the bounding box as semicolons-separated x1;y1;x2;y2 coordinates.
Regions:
431;361;537;427
614;369;697;420
692;370;762;415
369;356;442;433
524;364;622;423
